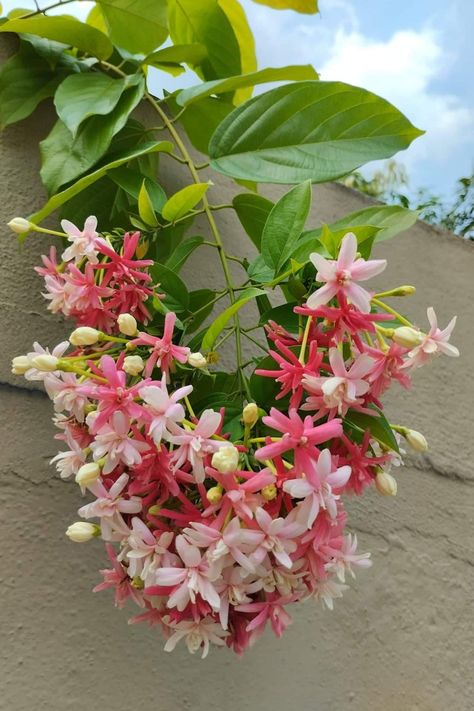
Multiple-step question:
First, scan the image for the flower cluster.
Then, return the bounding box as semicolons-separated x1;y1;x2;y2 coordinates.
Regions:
12;220;459;658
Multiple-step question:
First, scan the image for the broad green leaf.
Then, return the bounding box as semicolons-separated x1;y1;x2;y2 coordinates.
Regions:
329;204;419;242
177;64;318;106
0;43;67;129
162;183;210;222
218;0;256;103
168;0;242;81
261;181;312;272
150;262;189;312
345;405;399;453
138;180;158;226
201;287;265;351
54;73;129;136
97;0;168;54
168;94;234;154
247;254;275;283
209;81;424;184
144;43;207;72
0;15;113;59
232;193;274;249
28;140;173;227
86;5;109;34
251;0;318;12
185;288;217;333
166;236;205;272
40;76;145;193
108;168;167;212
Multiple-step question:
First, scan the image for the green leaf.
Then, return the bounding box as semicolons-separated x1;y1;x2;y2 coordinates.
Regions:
144;43;207;72
261;181;312;273
259;302;299;333
166;236;205;272
28;140;173;227
345;405;399;453
138;180;158;226
97;0;168;54
162;183;210;222
289;225;380;266
54;73;129;137
167;94;234;155
209;81;424;184
0;15;113;59
329;204;419;242
150;262;189;312
108;168;167;212
0;42;66;129
168;0;242;81
177;65;318;106
40;75;145;193
247;254;275;283
250;0;318;12
201;287;265;351
185;288;217;333
232;193;274;249
217;0;256;103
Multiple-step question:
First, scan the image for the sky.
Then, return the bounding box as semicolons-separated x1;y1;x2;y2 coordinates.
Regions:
3;0;473;199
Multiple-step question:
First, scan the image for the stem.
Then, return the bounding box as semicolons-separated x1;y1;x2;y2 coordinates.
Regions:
371;298;412;327
22;0;76;17
298;316;313;364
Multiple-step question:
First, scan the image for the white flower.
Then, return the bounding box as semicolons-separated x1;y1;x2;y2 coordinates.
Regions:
162;616;228;658
11;355;31;375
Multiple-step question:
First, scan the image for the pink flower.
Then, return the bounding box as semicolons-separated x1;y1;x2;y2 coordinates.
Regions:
90;412;149;474
183;518;264;573
44;372;90;422
404;307;459;369
236;594;294;639
78;472;141;539
283;449;351;526
131;312;190;377
61;215;100;263
250;507;305;570
323;533;372;582
24;341;69;382
153;535;221;612
307;232;387;313
139;375;192;444
255;408;342;476
168;409;225;483
93;544;144;609
303;349;375;417
162;615;228;658
124;517;174;585
256;339;322;408
50;436;86;479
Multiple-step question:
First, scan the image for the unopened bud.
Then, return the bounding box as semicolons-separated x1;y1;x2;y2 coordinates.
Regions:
148;505;161;516
404;429;428;452
187;352;207;369
375;470;397;497
31;354;59;372
69;326;100;346
8;217;32;234
65;521;100;542
242;402;259;428
131;576;144;589
392;326;423;348
395;285;416;296
211;445;240;474
206;485;223;505
11;355;31;375
123;355;144;375
75;462;100;487
261;484;277;501
117;313;138;336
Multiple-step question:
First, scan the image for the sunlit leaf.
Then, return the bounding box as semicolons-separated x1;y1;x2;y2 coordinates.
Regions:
97;0;168;54
250;0;318;12
138;180;158;226
162;183;210;222
261;181;312;272
201;287;265;351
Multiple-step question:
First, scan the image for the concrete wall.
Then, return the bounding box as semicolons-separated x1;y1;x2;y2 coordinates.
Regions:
1;39;473;711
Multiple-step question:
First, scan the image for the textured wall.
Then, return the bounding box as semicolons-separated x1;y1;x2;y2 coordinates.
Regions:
1;39;473;711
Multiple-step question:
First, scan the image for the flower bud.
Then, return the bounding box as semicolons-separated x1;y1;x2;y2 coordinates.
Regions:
206;486;223;505
69;326;100;346
75;462;100;487
31;354;59;372
11;355;31;375
211;445;240;474
187;352;207;369
375;470;397;496
117;313;138;336
148;505;161;516
242;402;259;428
261;484;277;501
8;217;32;234
404;429;428;452
123;355;144;376
392;326;423;348
65;522;100;542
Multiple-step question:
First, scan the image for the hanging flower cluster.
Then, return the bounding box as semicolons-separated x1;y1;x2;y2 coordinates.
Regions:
11;218;459;658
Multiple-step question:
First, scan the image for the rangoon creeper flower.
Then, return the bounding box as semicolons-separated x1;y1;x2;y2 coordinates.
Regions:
75;461;101;489
66;522;100;543
78;472;141;540
162;616;228;658
117;312;138;336
375;470;398;496
8;217;32;234
69;326;100;346
403;307;459;369
168;409;226;483
139;374;192;444
183;518;263;572
124;517;174;585
123;355;144;375
324;533;372;583
404;428;428;452
306;232;387;313
61;215;100;263
23;341;69;381
90;411;149;474
187;352;207;369
211;444;240;473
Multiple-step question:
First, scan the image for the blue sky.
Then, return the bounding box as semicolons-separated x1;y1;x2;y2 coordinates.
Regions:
3;0;473;198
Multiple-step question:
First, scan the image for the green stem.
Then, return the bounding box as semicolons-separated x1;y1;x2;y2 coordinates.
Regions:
371;298;413;327
298;316;313;364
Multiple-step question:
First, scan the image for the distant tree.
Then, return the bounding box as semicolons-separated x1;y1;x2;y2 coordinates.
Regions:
343;162;474;240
